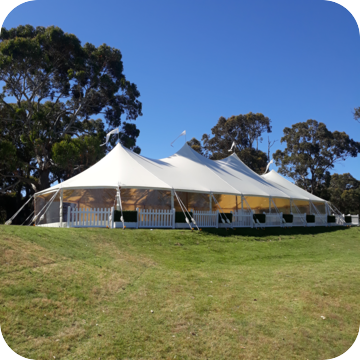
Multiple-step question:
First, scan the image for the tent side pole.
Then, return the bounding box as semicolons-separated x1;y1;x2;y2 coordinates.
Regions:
34;194;37;220
269;196;271;214
209;193;212;211
59;189;63;228
171;189;174;210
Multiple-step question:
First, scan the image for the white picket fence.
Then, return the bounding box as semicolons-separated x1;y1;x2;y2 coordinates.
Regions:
192;210;250;228
192;210;251;228
64;206;356;229
138;209;174;228
350;214;359;226
232;211;253;228
292;213;307;226
67;207;113;228
193;210;218;228
264;213;283;227
313;214;328;226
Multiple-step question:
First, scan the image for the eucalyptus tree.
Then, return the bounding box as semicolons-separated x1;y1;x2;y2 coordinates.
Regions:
0;25;142;194
273;120;360;194
188;113;271;174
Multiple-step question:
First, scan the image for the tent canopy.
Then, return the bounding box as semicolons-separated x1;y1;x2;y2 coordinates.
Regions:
36;143;326;203
261;170;325;202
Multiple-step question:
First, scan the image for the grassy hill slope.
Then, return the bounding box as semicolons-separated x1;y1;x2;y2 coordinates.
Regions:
0;226;360;360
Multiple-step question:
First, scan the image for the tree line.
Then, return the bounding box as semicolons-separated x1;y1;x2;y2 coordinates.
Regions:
188;116;360;215
1;25;359;223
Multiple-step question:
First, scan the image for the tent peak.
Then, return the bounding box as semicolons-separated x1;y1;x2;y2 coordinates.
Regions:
229;152;241;160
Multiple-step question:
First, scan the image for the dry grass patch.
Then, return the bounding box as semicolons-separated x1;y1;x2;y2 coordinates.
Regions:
0;234;60;275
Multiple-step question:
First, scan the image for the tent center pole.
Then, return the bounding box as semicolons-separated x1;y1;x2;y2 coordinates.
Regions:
209;193;212;211
116;188;121;210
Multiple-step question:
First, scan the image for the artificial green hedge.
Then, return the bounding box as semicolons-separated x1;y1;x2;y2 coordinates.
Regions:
114;210;138;223
218;213;233;223
282;214;293;223
345;216;352;224
306;214;315;223
327;215;336;223
175;211;193;223
253;214;266;223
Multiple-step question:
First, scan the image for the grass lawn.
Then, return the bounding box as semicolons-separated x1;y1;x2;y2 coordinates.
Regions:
0;225;360;360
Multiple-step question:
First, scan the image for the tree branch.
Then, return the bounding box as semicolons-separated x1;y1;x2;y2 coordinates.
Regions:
0;180;21;194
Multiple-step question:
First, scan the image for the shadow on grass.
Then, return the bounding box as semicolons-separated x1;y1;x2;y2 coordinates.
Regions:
118;226;354;239
199;226;351;238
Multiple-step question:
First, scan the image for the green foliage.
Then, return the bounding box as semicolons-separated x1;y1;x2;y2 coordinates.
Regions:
114;210;138;223
175;211;193;223
253;213;266;223
354;106;360;124
273;120;360;194
187;113;271;174
218;213;233;223
0;140;17;169
306;215;315;223
187;138;204;156
328;174;360;214
318;173;360;214
0;24;142;194
327;215;336;223
202;113;272;152
237;147;268;174
283;214;293;223
52;133;104;178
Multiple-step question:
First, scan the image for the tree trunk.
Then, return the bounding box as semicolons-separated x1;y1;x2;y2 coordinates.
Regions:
38;168;50;192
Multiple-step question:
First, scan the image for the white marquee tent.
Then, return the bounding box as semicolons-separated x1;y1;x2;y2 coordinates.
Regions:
32;142;331;227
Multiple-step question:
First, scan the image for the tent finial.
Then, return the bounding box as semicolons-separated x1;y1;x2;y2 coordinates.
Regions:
228;141;236;152
170;130;186;147
264;159;274;174
101;128;120;147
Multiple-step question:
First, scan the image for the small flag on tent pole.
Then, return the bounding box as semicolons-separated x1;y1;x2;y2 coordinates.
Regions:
264;159;274;174
170;130;186;147
101;128;119;146
228;141;236;152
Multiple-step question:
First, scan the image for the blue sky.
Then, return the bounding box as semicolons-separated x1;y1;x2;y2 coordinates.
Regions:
2;0;360;178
